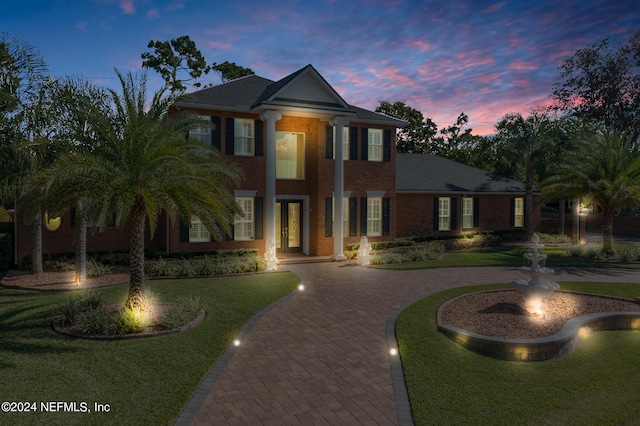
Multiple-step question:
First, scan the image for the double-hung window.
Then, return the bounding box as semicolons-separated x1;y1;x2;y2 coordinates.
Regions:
234;118;254;156
514;197;524;228
462;198;474;229
234;197;254;240
367;197;382;236
438;197;451;231
189;116;211;145
333;127;349;160
368;129;382;161
189;216;210;242
275;132;305;179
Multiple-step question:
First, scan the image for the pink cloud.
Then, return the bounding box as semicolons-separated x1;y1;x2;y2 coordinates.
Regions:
474;73;500;83
119;0;135;14
75;21;88;32
206;40;233;51
509;61;538;71
482;2;506;13
146;8;159;18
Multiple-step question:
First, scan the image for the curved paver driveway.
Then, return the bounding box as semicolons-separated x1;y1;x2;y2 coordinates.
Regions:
178;264;640;425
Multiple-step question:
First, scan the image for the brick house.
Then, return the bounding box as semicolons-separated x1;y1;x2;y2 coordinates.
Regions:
12;64;405;265
9;64;538;267
395;153;539;237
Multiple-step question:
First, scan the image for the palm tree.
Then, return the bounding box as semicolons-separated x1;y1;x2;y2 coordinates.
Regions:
32;70;242;307
542;131;640;255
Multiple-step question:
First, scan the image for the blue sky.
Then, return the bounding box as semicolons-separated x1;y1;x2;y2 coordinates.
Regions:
2;0;639;134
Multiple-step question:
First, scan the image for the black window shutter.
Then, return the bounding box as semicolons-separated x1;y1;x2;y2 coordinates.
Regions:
226;223;234;241
382;197;390;235
361;128;369;160
360;197;368;235
254;197;264;239
179;219;189;242
349;127;358;160
225;117;234;155
349;198;357;236
383;129;391;161
326;125;334;159
510;198;515;227
325;197;333;237
473;198;480;228
433;198;440;231
451;198;458;230
212;116;221;150
254;120;264;156
70;207;76;227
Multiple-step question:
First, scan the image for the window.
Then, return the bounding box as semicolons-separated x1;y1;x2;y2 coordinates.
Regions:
234;197;254;240
514;197;524;228
276;132;305;179
462;198;474;229
367;197;382;236
438;197;451;231
332;197;349;237
189;216;210;242
333;127;349;160
368;129;382;161
234;118;254;156
189;116;211;145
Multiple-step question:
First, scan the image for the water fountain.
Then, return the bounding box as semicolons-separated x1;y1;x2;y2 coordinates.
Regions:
512;233;560;315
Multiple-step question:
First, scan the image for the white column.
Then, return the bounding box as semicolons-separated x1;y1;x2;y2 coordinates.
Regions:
261;110;282;269
331;116;349;260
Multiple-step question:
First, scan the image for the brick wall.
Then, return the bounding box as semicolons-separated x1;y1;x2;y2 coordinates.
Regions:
396;193;541;237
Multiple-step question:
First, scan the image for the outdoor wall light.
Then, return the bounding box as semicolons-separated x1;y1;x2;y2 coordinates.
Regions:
43;211;61;231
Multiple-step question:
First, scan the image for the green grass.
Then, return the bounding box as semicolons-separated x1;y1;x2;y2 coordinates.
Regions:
375;244;640;270
397;282;640;426
0;272;299;425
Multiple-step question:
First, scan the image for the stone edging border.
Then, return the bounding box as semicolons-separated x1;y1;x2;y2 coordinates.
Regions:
437;290;640;361
51;304;206;340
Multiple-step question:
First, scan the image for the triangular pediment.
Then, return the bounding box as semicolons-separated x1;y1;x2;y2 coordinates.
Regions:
255;65;350;110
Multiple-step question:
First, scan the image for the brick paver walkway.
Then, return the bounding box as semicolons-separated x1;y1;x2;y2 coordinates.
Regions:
177;264;640;425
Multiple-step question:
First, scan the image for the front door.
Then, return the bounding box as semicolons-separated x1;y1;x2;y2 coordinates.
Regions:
276;200;303;254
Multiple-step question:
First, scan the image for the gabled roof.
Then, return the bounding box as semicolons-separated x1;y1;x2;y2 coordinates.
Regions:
174;65;407;127
396;153;531;194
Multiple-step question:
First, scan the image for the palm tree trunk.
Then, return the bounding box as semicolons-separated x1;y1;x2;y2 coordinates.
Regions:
126;197;147;308
601;210;614;255
75;200;87;285
32;213;42;276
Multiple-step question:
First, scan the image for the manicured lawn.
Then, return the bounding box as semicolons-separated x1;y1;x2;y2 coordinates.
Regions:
376;244;640;270
0;272;299;425
396;282;640;425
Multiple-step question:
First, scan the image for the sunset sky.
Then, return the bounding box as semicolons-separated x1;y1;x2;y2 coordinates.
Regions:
2;0;639;134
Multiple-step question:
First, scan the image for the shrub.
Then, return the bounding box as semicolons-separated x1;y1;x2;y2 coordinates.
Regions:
58;296;84;325
370;252;404;265
82;290;105;310
80;308;113;335
617;246;640;263
114;306;150;335
176;295;206;320
403;242;445;262
147;257;177;277
537;233;572;244
160;306;190;330
87;258;111;278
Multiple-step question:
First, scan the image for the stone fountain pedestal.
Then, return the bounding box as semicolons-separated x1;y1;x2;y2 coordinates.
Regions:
512;233;560;314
